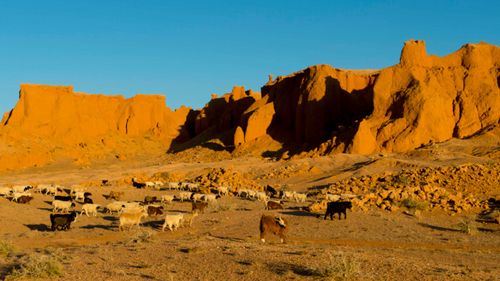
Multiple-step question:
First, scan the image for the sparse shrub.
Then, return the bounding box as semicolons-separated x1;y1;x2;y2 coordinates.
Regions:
0;240;15;257
212;203;235;213
394;174;410;185
319;252;361;280
126;229;156;244
456;218;477;235
6;253;64;279
400;198;428;211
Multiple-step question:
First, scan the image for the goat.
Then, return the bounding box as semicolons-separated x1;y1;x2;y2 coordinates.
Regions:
16;195;34;204
255;192;268;202
265;200;284;210
161;194;175;204
12;185;33;193
131;178;146;189
162;213;184;231
202;194;220;203
0;187;12;196
192;202;208;214
181;213;199;227
50;211;78;231
260;215;288;243
177;192;192;202
103;191;124;201
217;186;229;196
167;182;181;190
324;201;352;220
54;195;73;202
265;185;278;198
144;196;159;204
325;194;341;201
191;193;205;202
281;191;296;201
81;204;100;217
105;201;126;214
12;192;32;202
119;209;148;231
293;193;307;203
147;205;164;216
52;200;76;213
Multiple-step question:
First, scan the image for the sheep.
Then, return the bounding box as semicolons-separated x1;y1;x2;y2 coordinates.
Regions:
12;185;33;193
16;195;34;204
52;200;76;213
177;192;192;202
81;204;100;217
293;193;307;203
260;215;288;243
161;194;175;204
131;178;146;189
105;201;126;214
324;201;352;220
325;194;341;201
281;191;296;201
192;202;208;214
202;194;220;203
265;200;284;210
162;213;184;231
50;211;78;231
119;209;148;231
191;193;205;202
166;182;181;190
0;187;12;196
144;196;159;204
103;191;124;201
255;192;268;202
217;186;229;196
12;192;32;202
181;212;199;227
147;205;164;216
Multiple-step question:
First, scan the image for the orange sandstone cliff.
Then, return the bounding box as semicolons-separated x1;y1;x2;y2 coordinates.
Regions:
0;40;498;170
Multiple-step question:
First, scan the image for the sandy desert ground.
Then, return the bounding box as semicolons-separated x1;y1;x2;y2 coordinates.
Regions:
0;131;499;281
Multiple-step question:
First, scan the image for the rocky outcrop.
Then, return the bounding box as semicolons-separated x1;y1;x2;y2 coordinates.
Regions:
1;84;190;141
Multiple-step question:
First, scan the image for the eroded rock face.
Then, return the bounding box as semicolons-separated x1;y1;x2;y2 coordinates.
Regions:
1;84;189;141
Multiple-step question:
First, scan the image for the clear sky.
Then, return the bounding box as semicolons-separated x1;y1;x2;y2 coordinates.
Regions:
0;1;498;114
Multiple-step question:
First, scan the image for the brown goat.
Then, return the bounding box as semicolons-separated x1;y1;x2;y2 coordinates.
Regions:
260;215;288;243
192;202;208;214
265;200;284;210
16;196;34;204
147;205;164;216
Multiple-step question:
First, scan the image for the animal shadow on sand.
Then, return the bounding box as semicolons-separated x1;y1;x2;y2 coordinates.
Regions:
280;210;319;218
25;224;50;231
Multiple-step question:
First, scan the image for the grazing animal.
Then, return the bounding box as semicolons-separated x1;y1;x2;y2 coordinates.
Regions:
50;211;78;231
217;186;229;196
181;213;198;227
101;179;110;186
119;209;148;231
0;187;12;196
52;200;76;213
162;213;184;231
16;195;33;204
265;185;278;198
81;204;100;217
161;194;175;204
144;196;159;204
325;194;340;201
255;192;268;202
105;201;126;214
83;197;94;204
54;195;73;202
166;182;181;190
202;194;220;203
191;193;205;202
266;200;284;210
12;185;33;193
259;215;288;243
147;205;164;216
177;192;192;202
191;202;208;214
281;191;296;201
131;178;146;189
12;192;32;202
324;201;353;220
293;193;307;203
103;191;124;201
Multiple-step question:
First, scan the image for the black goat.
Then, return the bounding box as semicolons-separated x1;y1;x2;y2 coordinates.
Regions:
324;201;352;220
50;211;78;231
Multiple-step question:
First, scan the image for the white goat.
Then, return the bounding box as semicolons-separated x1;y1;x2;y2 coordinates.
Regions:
191;193;205;202
162;213;184;231
161;194;175;204
81;204;100;217
0;187;12;196
177;192;192;202
255;192;268;202
293;193;307;203
52;200;75;213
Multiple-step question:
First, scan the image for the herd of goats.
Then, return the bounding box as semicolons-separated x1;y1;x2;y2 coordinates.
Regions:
0;179;353;243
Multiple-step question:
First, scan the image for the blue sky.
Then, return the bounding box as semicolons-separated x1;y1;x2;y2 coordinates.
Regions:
0;1;498;114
